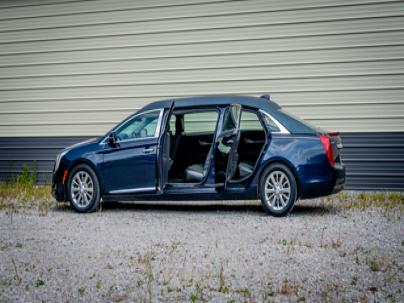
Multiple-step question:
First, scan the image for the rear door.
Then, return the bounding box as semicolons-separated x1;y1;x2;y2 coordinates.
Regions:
215;104;241;189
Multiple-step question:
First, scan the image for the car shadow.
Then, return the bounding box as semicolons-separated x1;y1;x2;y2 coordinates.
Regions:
54;200;335;216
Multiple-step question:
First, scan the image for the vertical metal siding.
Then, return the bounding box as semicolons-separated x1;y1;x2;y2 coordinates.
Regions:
1;134;404;191
0;0;403;136
0;0;403;191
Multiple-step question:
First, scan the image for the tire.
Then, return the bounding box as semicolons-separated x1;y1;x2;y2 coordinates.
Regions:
259;163;297;217
67;164;101;213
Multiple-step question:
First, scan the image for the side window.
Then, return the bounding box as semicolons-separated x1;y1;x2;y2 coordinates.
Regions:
115;110;161;141
240;111;264;131
222;105;241;132
261;113;281;132
183;111;218;134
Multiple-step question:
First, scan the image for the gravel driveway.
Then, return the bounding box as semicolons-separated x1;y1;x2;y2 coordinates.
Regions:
0;200;402;303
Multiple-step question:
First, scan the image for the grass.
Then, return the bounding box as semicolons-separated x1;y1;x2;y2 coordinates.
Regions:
0;165;54;215
324;191;404;211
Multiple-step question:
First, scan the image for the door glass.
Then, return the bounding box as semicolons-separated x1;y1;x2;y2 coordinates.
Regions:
222;105;241;132
183;111;218;134
115;110;161;141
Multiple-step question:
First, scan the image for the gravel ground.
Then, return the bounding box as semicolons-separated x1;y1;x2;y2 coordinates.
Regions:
0;200;402;303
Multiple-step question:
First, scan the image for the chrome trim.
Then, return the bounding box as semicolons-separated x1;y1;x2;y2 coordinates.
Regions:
108;187;156;194
259;110;290;134
100;108;164;145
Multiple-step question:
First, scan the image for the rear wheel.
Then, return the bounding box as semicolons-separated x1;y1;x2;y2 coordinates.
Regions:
67;164;101;213
259;163;297;216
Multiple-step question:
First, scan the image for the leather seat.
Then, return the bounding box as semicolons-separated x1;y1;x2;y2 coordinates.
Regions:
238;162;254;178
184;163;204;182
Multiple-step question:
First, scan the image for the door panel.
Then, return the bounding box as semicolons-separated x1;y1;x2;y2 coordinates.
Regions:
215;104;241;188
102;138;158;193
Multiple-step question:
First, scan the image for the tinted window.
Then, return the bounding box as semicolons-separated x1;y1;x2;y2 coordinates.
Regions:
115;110;161;141
183;111;218;134
262;114;281;132
222;105;241;132
240;111;264;131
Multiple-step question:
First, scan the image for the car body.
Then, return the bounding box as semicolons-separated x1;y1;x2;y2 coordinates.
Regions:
52;95;345;216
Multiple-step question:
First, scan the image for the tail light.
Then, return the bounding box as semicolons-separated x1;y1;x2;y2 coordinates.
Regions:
320;135;335;167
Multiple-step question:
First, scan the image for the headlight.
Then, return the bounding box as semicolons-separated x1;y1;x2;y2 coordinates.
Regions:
54;149;68;172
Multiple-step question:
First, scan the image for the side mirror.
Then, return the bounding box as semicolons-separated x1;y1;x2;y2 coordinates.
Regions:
107;132;118;147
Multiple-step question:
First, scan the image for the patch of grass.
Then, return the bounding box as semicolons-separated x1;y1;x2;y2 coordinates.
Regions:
326;192;404;212
0;165;53;214
96;280;102;289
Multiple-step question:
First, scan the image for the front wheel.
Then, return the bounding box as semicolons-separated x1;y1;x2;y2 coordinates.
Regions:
259;163;297;216
67;164;101;213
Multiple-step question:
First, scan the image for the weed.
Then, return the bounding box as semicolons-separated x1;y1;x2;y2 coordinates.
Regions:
15;242;23;248
96;280;102;289
369;257;380;272
78;287;85;295
35;279;45;287
218;265;228;293
190;294;198;302
351;276;358;286
298;296;306;302
237;287;252;298
279;279;298;296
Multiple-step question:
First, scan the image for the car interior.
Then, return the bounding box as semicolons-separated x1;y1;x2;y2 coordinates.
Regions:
162;107;267;184
166;109;218;184
231;110;267;181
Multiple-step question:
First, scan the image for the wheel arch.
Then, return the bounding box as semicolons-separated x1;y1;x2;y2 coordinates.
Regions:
67;158;103;192
257;158;301;200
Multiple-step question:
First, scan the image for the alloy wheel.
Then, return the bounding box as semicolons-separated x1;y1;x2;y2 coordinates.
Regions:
264;170;291;210
70;170;94;208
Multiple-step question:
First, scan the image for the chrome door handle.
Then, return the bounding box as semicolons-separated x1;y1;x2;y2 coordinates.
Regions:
143;147;155;153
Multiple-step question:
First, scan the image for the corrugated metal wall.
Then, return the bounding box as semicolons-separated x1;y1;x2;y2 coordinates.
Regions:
0;0;403;136
0;0;403;190
2;133;404;190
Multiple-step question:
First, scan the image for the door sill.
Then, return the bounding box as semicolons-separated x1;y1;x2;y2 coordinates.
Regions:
108;187;156;194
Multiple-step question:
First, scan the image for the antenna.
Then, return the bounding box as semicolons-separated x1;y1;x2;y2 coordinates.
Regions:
260;94;271;100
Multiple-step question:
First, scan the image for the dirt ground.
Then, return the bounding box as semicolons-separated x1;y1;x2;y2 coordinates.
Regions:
0;199;403;303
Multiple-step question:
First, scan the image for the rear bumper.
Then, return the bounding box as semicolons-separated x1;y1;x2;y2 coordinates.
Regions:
332;163;345;194
300;163;345;199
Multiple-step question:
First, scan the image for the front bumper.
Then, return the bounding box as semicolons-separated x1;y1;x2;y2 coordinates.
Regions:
51;166;67;202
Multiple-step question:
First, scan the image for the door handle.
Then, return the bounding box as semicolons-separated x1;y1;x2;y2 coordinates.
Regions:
143;147;155;153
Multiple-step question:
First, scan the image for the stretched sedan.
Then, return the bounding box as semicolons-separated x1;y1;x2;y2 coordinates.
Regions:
52;95;345;216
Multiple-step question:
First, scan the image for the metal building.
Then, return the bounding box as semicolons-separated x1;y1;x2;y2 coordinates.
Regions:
0;0;403;190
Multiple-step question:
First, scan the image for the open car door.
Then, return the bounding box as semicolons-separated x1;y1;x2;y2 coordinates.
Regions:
157;101;175;194
215;104;241;189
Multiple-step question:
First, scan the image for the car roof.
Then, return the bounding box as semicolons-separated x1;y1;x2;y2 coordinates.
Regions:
136;95;316;135
138;95;280;112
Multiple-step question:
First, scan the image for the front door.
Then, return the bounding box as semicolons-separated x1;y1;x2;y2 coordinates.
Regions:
215;104;241;189
102;109;164;194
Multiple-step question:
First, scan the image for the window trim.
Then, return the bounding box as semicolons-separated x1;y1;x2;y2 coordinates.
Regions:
259;109;290;134
101;108;164;145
